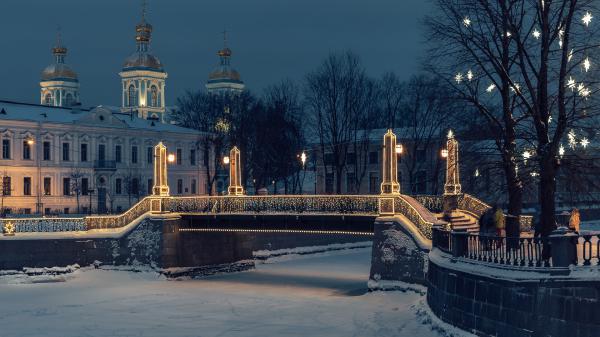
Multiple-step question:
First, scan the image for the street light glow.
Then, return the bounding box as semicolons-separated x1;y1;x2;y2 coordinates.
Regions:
395;144;403;154
167;153;175;163
223;156;230;165
441;149;449;158
300;151;307;166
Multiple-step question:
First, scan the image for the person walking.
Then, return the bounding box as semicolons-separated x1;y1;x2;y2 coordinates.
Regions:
494;206;505;237
569;208;580;233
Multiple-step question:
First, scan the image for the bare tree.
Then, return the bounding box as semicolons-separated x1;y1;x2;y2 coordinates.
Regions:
399;75;456;195
305;51;376;194
0;171;11;216
69;169;85;214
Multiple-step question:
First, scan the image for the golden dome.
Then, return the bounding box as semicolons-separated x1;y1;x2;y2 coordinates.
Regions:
208;66;241;82
123;52;164;72
41;63;78;81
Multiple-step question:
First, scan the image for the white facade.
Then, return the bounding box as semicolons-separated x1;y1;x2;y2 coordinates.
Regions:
0;101;209;215
40;39;80;108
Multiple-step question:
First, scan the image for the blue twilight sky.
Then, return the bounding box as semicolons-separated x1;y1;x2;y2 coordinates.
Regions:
0;0;431;107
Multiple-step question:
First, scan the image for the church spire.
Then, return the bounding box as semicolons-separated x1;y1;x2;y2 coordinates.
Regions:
135;0;152;52
218;29;232;66
52;25;67;64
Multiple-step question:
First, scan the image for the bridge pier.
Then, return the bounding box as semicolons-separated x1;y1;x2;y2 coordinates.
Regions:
369;216;431;288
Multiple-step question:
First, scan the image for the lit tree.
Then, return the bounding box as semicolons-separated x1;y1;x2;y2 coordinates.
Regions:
69;169;85;214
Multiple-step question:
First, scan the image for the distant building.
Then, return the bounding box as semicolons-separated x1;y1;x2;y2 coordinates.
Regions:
0;5;211;216
206;33;245;94
40;33;80;108
119;8;168;121
0;101;209;216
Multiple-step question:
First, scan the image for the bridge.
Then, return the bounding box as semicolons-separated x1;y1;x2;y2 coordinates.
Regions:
0;130;529;278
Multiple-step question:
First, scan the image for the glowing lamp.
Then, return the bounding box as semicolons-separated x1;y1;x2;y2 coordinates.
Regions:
395;144;403;154
223;156;230;165
167;153;176;163
300;151;307;165
26;138;35;145
441;149;449;158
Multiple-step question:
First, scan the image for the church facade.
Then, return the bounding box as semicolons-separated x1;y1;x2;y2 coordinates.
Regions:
0;6;244;215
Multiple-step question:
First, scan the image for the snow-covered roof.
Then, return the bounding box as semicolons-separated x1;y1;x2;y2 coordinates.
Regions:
0;100;201;136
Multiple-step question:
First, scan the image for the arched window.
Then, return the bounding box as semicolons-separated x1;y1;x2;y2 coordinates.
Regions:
65;93;74;107
44;93;53;105
128;85;137;107
150;86;158;107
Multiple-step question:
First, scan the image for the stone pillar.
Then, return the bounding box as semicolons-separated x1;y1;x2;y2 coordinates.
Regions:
379;129;400;215
228;146;244;196
443;131;461;214
152;142;169;196
550;227;578;268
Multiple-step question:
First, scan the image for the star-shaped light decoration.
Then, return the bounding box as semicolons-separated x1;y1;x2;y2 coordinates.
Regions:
568;130;577;148
581;137;590;149
2;221;15;236
533;29;541;39
583;57;591;72
567;76;576;90
559;145;565;157
455;73;463;84
568;49;574;62
466;70;473;81
511;83;521;93
486;84;496;93
463;17;471;27
582;11;593;27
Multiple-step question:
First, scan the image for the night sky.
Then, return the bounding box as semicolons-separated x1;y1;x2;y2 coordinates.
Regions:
0;0;431;107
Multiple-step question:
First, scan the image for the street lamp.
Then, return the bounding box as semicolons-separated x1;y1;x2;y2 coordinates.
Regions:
299;151;307;168
167;153;176;163
223;156;230;165
441;148;449;158
395;144;403;155
26;138;35;146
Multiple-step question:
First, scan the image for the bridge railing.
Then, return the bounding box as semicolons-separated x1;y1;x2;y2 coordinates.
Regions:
164;195;380;215
1;217;87;233
85;198;152;230
394;195;445;239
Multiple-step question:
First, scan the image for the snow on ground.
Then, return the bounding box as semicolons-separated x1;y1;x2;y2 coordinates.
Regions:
0;247;471;337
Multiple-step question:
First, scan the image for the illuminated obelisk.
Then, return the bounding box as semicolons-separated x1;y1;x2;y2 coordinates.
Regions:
379;129;400;215
153;142;169;196
443;130;461;214
228;146;244;196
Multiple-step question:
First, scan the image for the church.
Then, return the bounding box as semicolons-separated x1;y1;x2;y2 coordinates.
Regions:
0;5;244;216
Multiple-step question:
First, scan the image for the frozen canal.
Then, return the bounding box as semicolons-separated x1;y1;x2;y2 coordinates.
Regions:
0;246;469;337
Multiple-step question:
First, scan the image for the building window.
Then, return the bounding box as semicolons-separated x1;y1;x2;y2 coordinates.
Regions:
369;172;379;194
23;177;31;196
2;176;10;196
43;141;51;161
346;172;356;193
131;146;138;164
325;173;334;194
63;178;71;196
63;208;69;214
150;86;158;107
2;139;10;159
177;179;183;194
22;141;31;160
128;84;137;107
347;153;356;165
81;178;89;196
130;178;139;195
115;178;122;194
369;151;378;165
44;177;51;195
44;93;53;105
62;142;70;161
416;148;426;162
115;145;122;163
413;170;427;194
98;144;106;161
81;143;88;162
191;179;197;194
147;179;153;195
65;93;74;107
147;147;153;164
190;149;196;166
176;148;182;165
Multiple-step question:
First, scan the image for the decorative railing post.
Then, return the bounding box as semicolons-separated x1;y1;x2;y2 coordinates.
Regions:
379;129;400;215
228;146;244;196
550;227;578;268
443;130;461;215
152;142;170;197
451;229;469;258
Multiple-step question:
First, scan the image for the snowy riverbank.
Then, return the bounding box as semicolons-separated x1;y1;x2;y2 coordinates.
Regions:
0;246;471;337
